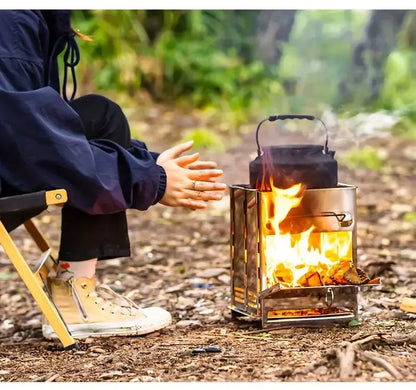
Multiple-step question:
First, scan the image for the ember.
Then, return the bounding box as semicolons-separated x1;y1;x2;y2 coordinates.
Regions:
268;307;353;318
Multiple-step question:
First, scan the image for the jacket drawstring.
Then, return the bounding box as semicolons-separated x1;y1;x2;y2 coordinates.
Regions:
47;31;80;103
62;33;80;102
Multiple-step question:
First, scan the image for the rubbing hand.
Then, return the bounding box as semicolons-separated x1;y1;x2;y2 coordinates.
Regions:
156;140;227;209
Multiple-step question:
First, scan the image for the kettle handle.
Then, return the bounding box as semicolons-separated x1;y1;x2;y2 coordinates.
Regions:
255;114;329;156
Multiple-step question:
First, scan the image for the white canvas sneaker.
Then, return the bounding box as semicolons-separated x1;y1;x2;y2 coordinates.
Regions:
42;276;172;339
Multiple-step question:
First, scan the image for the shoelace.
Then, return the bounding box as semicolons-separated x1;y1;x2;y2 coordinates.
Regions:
69;279;143;322
94;284;142;315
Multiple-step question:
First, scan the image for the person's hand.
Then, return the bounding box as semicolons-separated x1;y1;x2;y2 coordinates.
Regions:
156;140;227;209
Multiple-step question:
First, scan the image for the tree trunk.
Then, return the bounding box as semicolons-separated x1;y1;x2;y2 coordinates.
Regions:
338;10;408;106
256;10;297;67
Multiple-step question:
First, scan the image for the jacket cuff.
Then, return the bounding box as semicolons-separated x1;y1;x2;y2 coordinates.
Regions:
154;164;167;204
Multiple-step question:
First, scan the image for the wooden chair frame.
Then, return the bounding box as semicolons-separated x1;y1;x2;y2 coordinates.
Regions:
0;189;78;349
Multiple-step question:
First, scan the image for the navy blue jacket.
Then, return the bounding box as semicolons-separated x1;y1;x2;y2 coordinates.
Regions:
0;10;166;214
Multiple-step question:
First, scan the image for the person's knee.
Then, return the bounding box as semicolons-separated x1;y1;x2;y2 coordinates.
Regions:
77;94;122;116
70;94;130;146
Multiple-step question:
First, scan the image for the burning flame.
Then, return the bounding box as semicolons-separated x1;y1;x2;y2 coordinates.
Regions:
261;180;353;289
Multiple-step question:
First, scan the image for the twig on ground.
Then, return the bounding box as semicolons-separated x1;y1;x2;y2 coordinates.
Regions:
361;350;403;380
335;341;356;381
352;334;381;347
381;332;416;346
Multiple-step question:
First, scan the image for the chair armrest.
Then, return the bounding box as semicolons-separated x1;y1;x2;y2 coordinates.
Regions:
0;189;67;213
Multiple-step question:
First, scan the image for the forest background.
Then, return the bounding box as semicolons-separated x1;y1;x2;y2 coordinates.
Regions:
70;9;416;150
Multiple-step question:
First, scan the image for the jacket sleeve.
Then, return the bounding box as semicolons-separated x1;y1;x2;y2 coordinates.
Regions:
0;87;166;214
0;10;167;214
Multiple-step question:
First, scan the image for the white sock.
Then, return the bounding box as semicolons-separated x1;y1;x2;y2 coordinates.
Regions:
57;258;98;281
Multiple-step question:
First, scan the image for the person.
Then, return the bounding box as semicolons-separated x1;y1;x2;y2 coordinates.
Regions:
0;10;227;339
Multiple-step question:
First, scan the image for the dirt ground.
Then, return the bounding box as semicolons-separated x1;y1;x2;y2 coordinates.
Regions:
1;109;416;382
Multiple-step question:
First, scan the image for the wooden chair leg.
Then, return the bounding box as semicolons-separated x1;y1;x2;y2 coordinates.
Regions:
0;221;77;349
23;219;52;254
23;219;58;280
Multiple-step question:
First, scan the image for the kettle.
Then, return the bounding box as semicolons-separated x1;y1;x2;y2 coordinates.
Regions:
249;115;338;190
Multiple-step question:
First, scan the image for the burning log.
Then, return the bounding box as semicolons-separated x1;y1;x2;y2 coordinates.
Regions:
329;262;351;285
296;271;323;287
328;263;374;286
271;261;377;288
344;266;371;284
272;263;294;285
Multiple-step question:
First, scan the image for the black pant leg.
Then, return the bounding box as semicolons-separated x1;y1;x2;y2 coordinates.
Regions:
58;94;131;261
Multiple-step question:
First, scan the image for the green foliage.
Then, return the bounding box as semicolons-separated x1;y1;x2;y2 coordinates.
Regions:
72;10;148;92
179;128;224;151
71;10;283;125
403;212;416;222
375;41;416;139
151;32;283;118
378;49;416;110
390;116;416;139
278;10;368;112
340;146;387;171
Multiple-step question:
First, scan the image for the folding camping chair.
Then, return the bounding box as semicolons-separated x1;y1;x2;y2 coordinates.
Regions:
0;189;78;349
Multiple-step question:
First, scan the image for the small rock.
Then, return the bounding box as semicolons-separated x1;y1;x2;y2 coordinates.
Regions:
25;318;41;327
176;296;195;310
89;347;106;354
217;274;230;284
198;309;214;315
373;371;392;379
99;371;123;379
400;249;416;261
199;268;227;278
0;320;14;331
165;283;186;293
315;366;328;375
9;294;22;303
280;368;293;377
175;320;202;327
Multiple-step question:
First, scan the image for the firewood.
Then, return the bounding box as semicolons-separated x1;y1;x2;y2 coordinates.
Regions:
306;271;323;287
321;275;336;286
356;267;371;284
344;265;371;285
296;270;323;287
272;264;294;285
329;262;351;285
343;266;362;284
